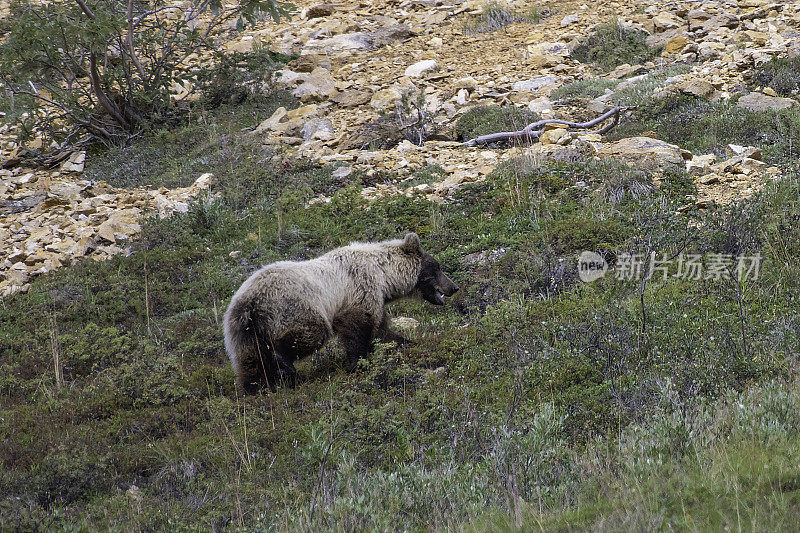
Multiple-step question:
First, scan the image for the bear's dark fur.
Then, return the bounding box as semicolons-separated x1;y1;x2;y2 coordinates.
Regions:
223;233;458;393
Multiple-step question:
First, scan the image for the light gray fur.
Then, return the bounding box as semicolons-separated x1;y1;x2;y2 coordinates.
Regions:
223;234;424;392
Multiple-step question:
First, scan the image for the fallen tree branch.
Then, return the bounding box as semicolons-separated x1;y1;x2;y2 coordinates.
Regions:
662;0;705;5
464;106;627;147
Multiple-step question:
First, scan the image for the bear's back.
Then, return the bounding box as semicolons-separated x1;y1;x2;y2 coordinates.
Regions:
243;258;350;318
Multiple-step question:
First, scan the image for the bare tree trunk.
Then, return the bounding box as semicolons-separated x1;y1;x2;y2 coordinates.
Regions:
89;54;132;131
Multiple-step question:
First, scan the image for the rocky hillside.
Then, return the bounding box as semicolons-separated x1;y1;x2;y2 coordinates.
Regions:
3;1;800;530
1;0;799;296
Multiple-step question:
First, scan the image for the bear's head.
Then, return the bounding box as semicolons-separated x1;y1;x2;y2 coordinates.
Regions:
401;233;459;306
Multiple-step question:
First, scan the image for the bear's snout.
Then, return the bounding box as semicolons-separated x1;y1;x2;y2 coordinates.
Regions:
438;275;459;297
433;272;459;305
418;269;458;306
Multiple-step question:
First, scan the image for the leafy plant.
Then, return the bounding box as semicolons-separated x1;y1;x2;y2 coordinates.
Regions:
550;78;618;101
391;91;435;147
463;1;544;34
196;46;295;108
359;91;437;149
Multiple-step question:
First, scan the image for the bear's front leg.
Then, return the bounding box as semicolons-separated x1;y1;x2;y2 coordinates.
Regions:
375;315;412;347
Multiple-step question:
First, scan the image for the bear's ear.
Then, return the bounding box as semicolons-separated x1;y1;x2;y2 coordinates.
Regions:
400;232;421;254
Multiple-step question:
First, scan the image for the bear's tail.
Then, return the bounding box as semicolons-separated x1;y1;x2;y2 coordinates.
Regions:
223;294;278;393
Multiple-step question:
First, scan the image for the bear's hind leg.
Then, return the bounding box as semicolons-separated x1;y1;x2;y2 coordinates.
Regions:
333;310;377;371
237;342;280;394
274;353;299;388
273;318;329;387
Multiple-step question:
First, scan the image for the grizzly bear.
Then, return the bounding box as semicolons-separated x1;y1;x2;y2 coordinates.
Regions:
223;233;458;394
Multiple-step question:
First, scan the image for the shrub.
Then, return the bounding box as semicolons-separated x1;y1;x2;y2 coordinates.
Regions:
752;56;800;98
551;78;618;101
552;65;691;104
393;91;436;146
196;46;295;108
0;0;290;144
572;20;661;71
464;2;530;34
485;404;568;501
61;323;139;378
358;91;439;149
659;168;697;203
721;381;800;442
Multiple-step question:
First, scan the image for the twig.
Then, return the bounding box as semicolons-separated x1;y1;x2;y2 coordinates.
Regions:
729;263;749;361
308;433;337;530
74;0;95;19
464;106;627;147
636;234;653;348
144;258;151;336
49;311;62;389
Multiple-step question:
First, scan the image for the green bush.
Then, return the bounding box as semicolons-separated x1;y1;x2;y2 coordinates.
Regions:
463;1;541;34
551;78;618;100
62;323;139;378
197;46;295;108
357;91;438;149
552;65;691;104
359;342;422;392
572;20;661;71
660;168;698;203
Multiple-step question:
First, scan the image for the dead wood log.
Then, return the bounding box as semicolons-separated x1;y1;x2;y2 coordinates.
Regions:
463;106;627;147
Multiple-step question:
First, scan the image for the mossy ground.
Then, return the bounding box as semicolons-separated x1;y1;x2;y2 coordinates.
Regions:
2;55;800;533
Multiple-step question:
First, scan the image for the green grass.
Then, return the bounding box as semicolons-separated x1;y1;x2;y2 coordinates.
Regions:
454;105;539;143
2;86;800;530
752;55;800;98
572;20;662;72
551;65;691;103
83;90;299;192
610;92;800;166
